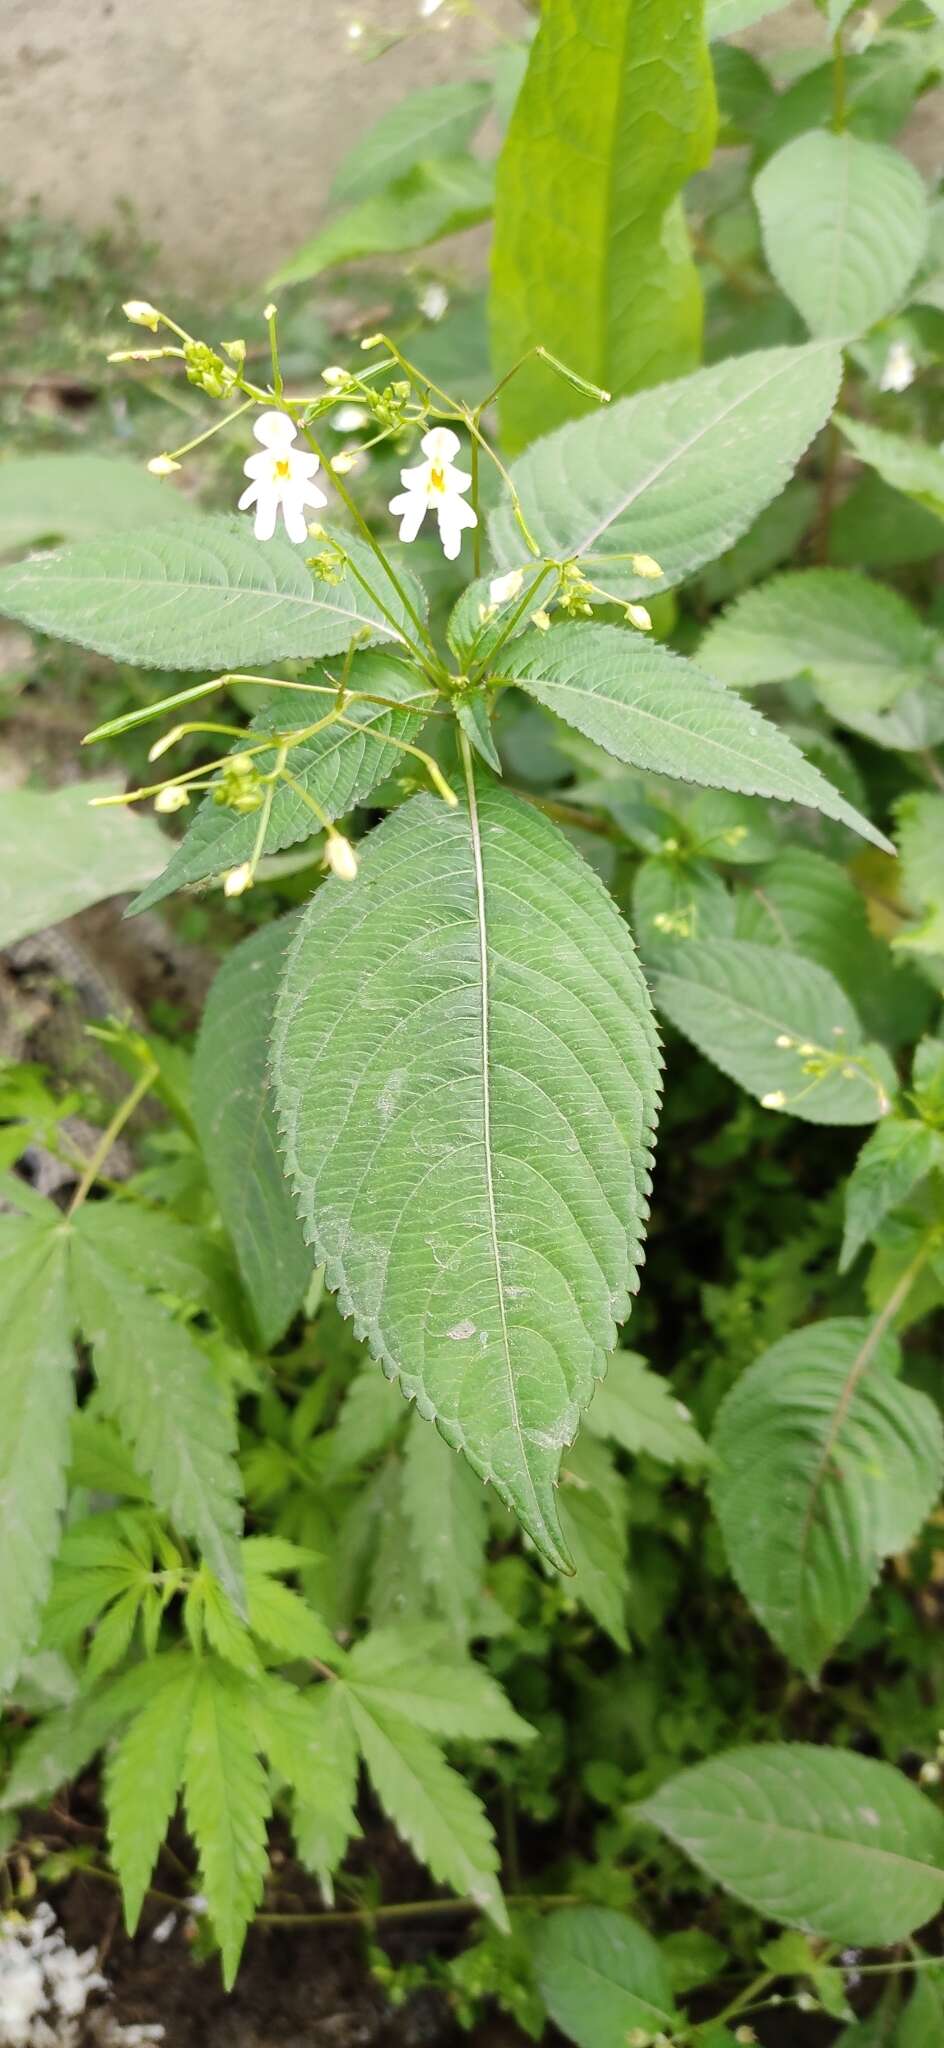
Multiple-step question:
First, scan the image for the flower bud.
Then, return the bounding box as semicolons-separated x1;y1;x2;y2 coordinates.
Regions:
223;863;253;897
147;454;181;476
222;338;246;366
489;569;524;605
123;299;161;330
330;450;358;475
530;608;552;632
321;365;348;387
326;834;359;882
625;603;652;632
154;786;190;813
631;553;662;579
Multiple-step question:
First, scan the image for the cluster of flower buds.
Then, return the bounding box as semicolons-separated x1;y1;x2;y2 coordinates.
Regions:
213;753;265;814
183;340;241;400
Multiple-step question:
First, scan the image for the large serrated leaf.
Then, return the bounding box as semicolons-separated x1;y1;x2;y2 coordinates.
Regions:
497;623;891;851
837;416;944;523
841;1119;944;1272
697;569;938;711
530;1906;677;2048
653;940;895;1124
489;344;842;597
0;453;201;554
106;1660;196;1931
183;1661;271;1987
755;132;928;339
193;920;311;1349
0;517;426;671
0;780;168;949
130;654;435;915
641;1744;944;1944
272;779;661;1571
0;1218;74;1692
490;0;715;453
711;1318;944;1675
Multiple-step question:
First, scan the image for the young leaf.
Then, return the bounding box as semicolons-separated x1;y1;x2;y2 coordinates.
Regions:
345;1628;533;1745
254;1678;361;1894
641;1745;944;1944
898;1969;944;2047
530;1906;677;2048
497;623;892;851
192;919;311;1349
837;415;944;522
490;0;715;452
71;1225;244;1611
330;80;491;204
755;132;928;339
0;1219;74;1691
0;518;426;670
244;1569;339;1667
841;1119;944;1273
710;1317;943;1675
0;781;167;950
488;343;842;596
344;1689;507;1928
130;654;434;915
268;157;494;288
559;1438;630;1650
585;1350;708;1467
0;452;200;553
272;779;661;1571
401;1414;489;1645
653;940;895;1124
697;569;938;711
184;1660;271;1986
895;793;944;955
106;1659;197;1930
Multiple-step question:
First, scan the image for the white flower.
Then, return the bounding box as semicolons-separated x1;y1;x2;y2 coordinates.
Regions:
146;453;181;476
419;0;446;15
389;426;477;561
238;410;328;544
122;299;160;329
224;862;253;896
331;404;369;432
879;339;916;393
419;281;449;322
489;568;524;605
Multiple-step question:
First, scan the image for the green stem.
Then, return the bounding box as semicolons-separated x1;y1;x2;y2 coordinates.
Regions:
67;1063;158;1215
296;416;434;657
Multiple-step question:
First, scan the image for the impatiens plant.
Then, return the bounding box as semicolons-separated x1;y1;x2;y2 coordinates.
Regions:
1;0;944;2038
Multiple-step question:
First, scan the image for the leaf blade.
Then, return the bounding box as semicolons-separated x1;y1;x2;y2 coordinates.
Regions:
0;1220;74;1692
755;131;928;340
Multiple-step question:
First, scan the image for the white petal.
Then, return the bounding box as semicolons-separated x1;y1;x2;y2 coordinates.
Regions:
254;409;298;448
391;495;428;544
281;494;310;545
289;447;322;478
442;462;472;495
421;425;461;462
301;478;329;509
398;460;432;493
437;495;476;560
237;481;259;511
253;489;279;542
243;449;274;480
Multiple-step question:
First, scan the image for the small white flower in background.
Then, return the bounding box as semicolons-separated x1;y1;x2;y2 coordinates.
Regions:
879;338;916;393
419;0;447;15
489;568;524;606
238;411;328;544
347;18;364;38
122;299;160;330
389;426;477;561
224;862;253;896
331;404;369;432
419;281;449;322
146;453;181;477
851;6;879;49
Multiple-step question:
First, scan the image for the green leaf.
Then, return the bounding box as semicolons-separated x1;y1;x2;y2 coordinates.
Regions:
344;1689;507;1927
559;1438;630;1649
755;132;928;339
653;940;895;1125
80;1202;243;1334
497;623;891;851
272;779;661;1571
585;1350;708;1467
1;1658;176;1810
0;780;168;949
183;1661;271;1987
705;0;789;33
0;454;201;553
191;920;311;1349
71;1224;244;1610
244;1570;339;1667
898;1969;944;2047
455;689;503;775
261;1680;361;1894
530;1906;677;2048
106;1659;197;1930
269;157;494;288
490;0;715;452
0;1219;74;1691
489;344;842;597
345;1628;533;1745
842;1119;944;1273
697;569;938;712
330;80;491;203
895;794;944;956
641;1744;944;1944
732;845;917;1047
130;654;434;915
0;517;427;671
711;1317;943;1675
837;415;944;523
401;1414;489;1645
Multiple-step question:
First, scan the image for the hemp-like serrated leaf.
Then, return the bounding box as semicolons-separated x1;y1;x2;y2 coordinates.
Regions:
106;1660;197;1931
498;623;892;851
130;654;435;915
641;1744;944;1944
192;919;311;1349
183;1661;271;1988
488;344;842;598
345;1628;533;1746
272;779;661;1571
0;1218;74;1692
710;1318;944;1675
401;1416;489;1645
0;517;426;671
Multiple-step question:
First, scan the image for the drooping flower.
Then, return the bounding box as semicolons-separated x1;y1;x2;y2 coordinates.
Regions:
389;427;477;561
238;411;328;544
489;568;524;605
879;339;916;393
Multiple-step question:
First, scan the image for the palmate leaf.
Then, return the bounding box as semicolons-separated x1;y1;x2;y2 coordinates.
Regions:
272;778;661;1571
0;780;168;950
490;0;715;452
710;1318;944;1675
106;1658;197;1931
0;1218;74;1691
653;940;896;1125
497;623;892;851
344;1627;533;1746
641;1744;944;1945
0;517;426;671
755;131;928;339
130;653;435;914
488;343;842;599
585;1350;708;1467
183;1661;271;1988
192;920;311;1349
530;1906;677;2048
